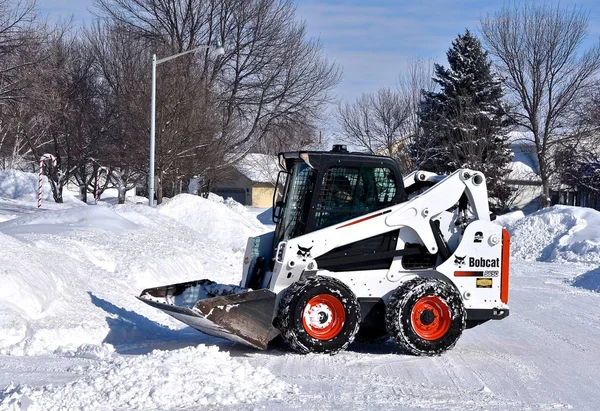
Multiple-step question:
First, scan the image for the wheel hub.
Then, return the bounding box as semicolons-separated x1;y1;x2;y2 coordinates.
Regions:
318;311;329;324
302;294;346;340
410;296;452;341
305;303;334;330
420;309;435;325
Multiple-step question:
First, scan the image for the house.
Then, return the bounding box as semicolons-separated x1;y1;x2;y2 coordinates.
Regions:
550;162;600;211
504;130;600;211
211;153;280;207
505;131;543;210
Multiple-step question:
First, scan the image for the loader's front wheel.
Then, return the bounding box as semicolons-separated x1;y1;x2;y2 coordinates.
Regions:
386;277;465;356
276;276;360;354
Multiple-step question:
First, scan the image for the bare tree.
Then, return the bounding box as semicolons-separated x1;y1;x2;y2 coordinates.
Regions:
553;83;600;195
336;88;411;155
93;0;340;204
335;60;434;173
0;0;50;168
480;4;600;208
398;59;436;144
87;22;151;203
0;0;37;105
29;29;102;203
256;119;323;155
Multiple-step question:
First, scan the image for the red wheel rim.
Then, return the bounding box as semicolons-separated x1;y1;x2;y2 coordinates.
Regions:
411;296;451;341
302;294;346;340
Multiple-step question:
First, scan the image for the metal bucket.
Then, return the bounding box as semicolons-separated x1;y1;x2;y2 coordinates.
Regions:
138;279;279;350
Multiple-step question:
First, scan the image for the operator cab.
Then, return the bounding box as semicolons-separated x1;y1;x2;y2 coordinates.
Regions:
272;145;407;247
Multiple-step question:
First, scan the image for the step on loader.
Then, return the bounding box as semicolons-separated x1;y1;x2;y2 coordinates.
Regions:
138;145;510;356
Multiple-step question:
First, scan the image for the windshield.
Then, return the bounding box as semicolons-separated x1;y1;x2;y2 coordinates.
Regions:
274;162;312;244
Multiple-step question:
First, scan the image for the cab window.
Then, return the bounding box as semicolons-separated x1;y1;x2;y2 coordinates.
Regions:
313;166;397;230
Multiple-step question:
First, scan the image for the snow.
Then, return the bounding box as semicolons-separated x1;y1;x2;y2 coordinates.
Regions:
573;267;600;293
1;345;292;410
0;169;82;203
0;169;600;410
0;181;270;358
158;193;268;253
506;143;540;183
1;345;293;411
493;210;524;227
504;205;600;264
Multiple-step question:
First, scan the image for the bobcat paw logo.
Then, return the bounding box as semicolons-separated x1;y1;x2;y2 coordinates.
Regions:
454;255;466;266
297;245;313;260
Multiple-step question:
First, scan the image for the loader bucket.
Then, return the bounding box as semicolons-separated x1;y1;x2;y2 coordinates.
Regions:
137;279;279;350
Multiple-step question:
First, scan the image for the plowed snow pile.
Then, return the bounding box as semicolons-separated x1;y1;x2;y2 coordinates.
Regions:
0;170;53;202
572;267;600;292
0;171;289;409
500;205;600;294
505;205;600;264
1;345;291;410
0;187;266;355
158;193;267;252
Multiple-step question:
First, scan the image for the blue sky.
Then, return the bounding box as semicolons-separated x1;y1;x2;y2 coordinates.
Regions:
38;0;600;103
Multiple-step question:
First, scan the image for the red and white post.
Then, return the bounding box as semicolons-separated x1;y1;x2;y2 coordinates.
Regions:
94;167;109;204
38;154;57;208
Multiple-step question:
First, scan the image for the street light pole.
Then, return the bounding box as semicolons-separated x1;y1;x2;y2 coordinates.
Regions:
149;54;157;206
148;43;225;207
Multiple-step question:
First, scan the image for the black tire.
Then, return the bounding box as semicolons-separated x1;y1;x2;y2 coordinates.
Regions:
275;276;361;354
385;277;465;356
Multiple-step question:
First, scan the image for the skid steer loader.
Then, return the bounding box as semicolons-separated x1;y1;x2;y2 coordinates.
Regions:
138;145;510;356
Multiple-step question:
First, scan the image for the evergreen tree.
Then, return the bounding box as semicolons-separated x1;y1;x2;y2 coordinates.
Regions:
413;29;512;208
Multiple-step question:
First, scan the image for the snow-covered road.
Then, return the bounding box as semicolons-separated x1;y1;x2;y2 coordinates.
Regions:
196;261;600;411
2;262;599;410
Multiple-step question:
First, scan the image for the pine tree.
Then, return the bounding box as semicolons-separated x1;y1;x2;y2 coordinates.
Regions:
412;29;512;209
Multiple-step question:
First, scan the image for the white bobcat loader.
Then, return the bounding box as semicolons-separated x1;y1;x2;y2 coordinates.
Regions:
138;145;510;356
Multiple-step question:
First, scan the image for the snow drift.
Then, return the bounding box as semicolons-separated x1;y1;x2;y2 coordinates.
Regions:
0;170;292;410
158;193;267;253
0;194;266;355
0;169;79;204
504;205;600;265
497;205;600;294
0;169;51;201
572;267;600;293
1;345;291;410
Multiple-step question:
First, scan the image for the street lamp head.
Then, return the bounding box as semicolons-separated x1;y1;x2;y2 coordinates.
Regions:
214;42;225;56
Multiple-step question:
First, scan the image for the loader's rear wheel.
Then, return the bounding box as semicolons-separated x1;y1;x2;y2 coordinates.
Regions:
386;277;465;356
276;276;360;354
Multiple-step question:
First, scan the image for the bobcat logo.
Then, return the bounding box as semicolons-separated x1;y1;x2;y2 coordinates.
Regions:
297;245;313;260
454;255;466;266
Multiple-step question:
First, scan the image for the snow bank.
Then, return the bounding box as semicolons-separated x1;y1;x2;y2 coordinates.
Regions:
506;205;600;264
158;193;267;253
572;267;600;293
0;169;51;201
494;210;525;227
0;193;268;355
0;169;79;203
0;344;292;410
0;205;136;235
